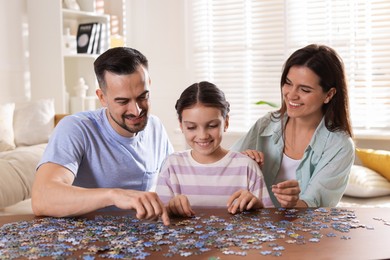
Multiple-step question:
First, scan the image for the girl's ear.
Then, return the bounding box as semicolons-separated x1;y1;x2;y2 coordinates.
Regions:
324;87;337;104
224;115;229;132
179;121;184;132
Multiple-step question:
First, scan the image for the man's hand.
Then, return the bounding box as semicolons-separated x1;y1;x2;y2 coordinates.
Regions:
166;195;195;217
241;149;264;167
227;189;263;214
271;180;304;208
113;189;170;225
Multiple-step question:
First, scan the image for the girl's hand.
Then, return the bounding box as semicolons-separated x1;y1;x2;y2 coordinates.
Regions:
272;180;303;208
227;189;263;214
166;195;195;217
241;149;264;167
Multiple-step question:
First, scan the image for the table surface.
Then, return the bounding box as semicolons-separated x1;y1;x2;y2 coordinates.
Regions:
0;207;389;259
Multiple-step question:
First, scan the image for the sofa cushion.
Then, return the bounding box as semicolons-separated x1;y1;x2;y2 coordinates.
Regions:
344;165;390;198
356;148;390;181
0;144;46;208
14;99;55;147
0;102;16;151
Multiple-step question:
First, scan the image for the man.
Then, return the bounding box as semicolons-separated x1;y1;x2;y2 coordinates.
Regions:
32;47;173;225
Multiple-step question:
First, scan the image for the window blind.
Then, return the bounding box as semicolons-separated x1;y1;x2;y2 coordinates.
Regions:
190;0;390;136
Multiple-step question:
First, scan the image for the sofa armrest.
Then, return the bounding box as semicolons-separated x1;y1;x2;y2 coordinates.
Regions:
54;114;68;126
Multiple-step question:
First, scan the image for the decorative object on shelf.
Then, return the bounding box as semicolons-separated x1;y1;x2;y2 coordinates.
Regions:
63;28;77;55
76;22;103;54
110;35;124;48
92;23;102;54
77;0;97;12
76;23;96;54
70;78;97;114
74;78;89;98
109;15;124;48
63;0;80;10
28;0;125;114
70;96;97;114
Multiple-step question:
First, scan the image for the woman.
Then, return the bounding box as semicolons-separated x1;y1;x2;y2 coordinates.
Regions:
231;44;355;208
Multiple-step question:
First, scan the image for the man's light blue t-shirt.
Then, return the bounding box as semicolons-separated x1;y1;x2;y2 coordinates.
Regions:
38;108;174;192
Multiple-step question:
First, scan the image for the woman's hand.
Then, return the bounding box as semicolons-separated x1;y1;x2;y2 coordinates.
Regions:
227;189;263;214
166;195;195;217
241;149;264;167
272;180;306;208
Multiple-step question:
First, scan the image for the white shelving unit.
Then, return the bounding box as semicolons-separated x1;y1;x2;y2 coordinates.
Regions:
27;0;125;114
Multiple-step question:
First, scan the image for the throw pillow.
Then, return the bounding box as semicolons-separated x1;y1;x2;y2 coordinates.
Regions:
0;102;16;151
13;99;55;146
356;148;390;182
344;165;390;198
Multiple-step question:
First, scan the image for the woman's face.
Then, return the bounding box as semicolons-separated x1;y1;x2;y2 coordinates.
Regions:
282;65;335;122
180;103;228;163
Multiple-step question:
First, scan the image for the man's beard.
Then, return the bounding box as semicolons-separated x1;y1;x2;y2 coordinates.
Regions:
109;111;148;135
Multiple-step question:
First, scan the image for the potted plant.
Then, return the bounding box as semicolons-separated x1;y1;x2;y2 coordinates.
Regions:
255;100;279;108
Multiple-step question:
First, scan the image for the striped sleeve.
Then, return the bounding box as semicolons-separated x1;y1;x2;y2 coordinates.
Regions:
155;156;176;204
244;155;274;208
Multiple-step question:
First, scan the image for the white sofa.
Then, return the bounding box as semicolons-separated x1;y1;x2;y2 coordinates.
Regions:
0;99;66;210
0;144;47;209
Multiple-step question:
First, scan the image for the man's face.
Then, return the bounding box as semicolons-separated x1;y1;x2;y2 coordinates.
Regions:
97;66;151;137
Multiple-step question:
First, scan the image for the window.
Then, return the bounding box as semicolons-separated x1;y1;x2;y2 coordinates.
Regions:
189;0;390;136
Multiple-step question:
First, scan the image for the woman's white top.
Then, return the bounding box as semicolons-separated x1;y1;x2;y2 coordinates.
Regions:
275;153;301;184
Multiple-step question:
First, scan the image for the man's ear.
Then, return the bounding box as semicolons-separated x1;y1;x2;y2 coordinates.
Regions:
324;87;337;104
96;89;107;107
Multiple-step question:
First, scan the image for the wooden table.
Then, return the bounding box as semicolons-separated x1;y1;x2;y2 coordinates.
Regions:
0;207;389;259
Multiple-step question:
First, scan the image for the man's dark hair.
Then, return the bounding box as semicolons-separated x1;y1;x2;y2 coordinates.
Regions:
94;47;148;92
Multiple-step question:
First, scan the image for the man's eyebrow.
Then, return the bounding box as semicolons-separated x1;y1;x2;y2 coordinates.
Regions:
114;97;129;101
113;91;149;101
138;90;149;97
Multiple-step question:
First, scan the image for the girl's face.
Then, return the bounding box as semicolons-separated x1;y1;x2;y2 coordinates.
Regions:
282;65;335;123
180;103;228;164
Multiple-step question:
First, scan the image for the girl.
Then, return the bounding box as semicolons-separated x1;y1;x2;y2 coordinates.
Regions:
156;81;273;217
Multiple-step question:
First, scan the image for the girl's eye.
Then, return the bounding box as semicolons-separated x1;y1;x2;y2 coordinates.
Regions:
301;88;311;93
186;127;196;130
208;125;218;128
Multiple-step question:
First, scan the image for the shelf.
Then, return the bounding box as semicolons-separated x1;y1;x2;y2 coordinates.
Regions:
64;54;99;59
28;0;124;114
62;9;109;21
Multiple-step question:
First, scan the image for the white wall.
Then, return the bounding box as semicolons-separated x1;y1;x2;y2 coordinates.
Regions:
0;0;29;104
125;0;193;150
